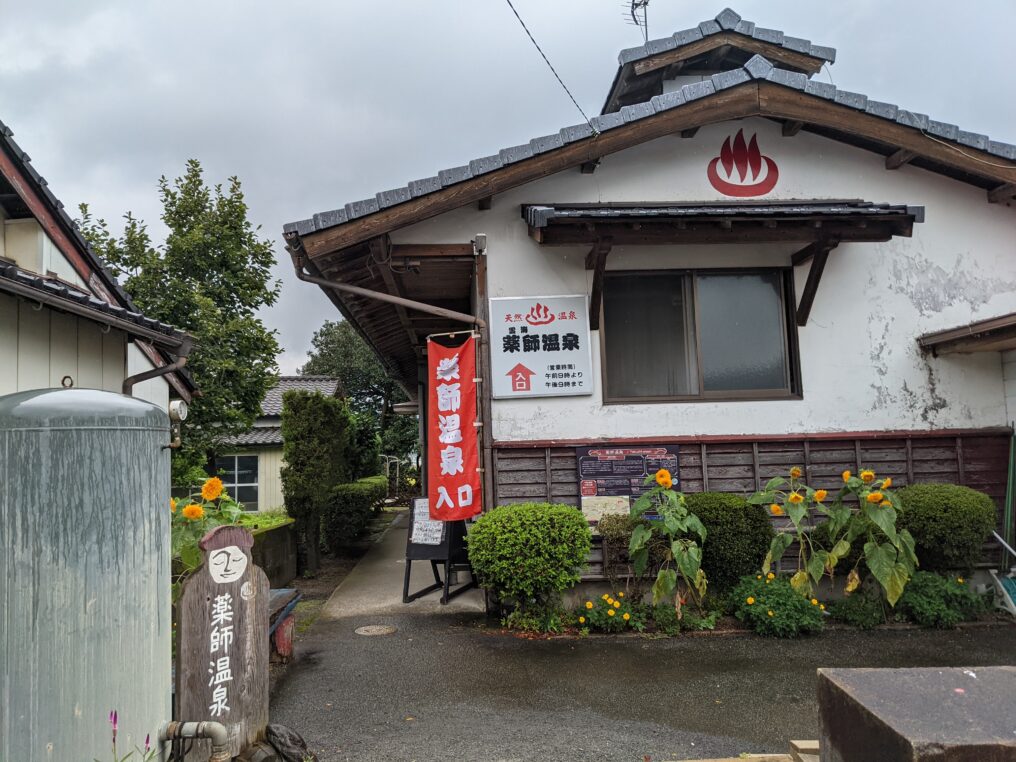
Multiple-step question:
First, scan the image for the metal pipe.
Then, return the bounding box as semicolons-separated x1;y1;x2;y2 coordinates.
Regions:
293;260;487;330
123;337;193;395
994;531;1016;561
161;720;231;762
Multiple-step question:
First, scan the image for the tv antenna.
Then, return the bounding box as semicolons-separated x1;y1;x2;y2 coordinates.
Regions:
625;0;651;43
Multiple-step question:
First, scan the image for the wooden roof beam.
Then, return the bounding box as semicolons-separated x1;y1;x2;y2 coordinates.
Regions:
885;148;918;170
796;239;839;326
782;120;804;137
632;32;825;77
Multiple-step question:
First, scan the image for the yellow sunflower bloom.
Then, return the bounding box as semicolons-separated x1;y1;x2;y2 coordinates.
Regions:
813;489;828;502
789;466;802;479
170;498;177;513
770;503;784;516
882;477;892;489
788;492;804;504
201;477;224;501
654;468;672;487
880;500;893;509
866;492;884;504
182;504;204;521
860;469;876;484
842;470;852;482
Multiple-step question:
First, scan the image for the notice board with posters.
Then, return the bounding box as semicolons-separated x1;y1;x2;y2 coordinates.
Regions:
489;295;592;399
576;445;680;523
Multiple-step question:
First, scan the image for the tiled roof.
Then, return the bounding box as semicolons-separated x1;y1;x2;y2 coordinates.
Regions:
616;7;836;68
221;426;283;447
261;376;342;416
284;54;1015;241
523;201;925;228
0;262;189;349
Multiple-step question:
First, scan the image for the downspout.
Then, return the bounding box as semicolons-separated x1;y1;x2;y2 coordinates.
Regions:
161;720;230;762
123;337;194;396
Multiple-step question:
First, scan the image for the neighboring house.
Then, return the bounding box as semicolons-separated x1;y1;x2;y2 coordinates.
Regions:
218;376;343;511
0;117;194;408
284;9;1016;567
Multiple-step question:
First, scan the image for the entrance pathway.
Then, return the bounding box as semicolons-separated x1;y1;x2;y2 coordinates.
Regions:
270;520;1016;761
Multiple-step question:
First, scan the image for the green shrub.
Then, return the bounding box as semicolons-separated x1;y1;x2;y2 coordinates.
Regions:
899;571;985;628
828;591;884;630
731;574;824;638
503;604;567;634
467;503;591;608
895;484;997;572
650;604;682;636
321;475;388;552
683;492;774;592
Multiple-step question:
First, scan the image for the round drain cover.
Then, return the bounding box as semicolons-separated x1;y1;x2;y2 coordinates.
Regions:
355;624;397;636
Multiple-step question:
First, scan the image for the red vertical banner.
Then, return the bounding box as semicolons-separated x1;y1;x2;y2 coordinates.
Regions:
427;335;482;521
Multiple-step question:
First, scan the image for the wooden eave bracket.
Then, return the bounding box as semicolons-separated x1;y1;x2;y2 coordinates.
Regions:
781;120;804;137
794;238;839;326
885;148;918;170
987;183;1016;204
586;237;614;331
580;160;600;174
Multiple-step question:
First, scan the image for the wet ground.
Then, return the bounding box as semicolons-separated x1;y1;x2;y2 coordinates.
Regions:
271;615;1015;761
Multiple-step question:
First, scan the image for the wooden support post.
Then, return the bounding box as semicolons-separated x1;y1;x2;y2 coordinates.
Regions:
885;148;917;170
795;239;838;326
477;196;492;210
782;120;804;137
586;237;613;331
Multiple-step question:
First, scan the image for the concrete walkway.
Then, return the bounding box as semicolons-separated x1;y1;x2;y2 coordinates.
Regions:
270;520;1016;762
318;511;485;619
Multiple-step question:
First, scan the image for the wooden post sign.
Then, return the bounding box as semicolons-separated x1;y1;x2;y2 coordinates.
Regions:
177;525;270;759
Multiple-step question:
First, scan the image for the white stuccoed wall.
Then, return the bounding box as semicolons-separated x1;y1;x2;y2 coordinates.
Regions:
391;117;1016;441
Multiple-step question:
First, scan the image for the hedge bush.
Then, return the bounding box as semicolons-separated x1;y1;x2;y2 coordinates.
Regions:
895;484;997;572
683;492;774;592
899;571;985;628
731;574;824;637
467;503;591;608
828;591;884;630
321;475;388;552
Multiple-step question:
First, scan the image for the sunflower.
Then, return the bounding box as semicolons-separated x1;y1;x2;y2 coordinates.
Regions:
654;468;672;488
842;470;852;482
866;492;884;504
201;477;224;502
860;469;876;484
789;466;802;479
182;504;204;521
170;498;177;513
788;492;804;504
813;489;828;502
770;503;784;516
881;477;892;489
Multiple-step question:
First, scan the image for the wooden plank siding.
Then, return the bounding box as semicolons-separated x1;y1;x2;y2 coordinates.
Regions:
493;430;1011;579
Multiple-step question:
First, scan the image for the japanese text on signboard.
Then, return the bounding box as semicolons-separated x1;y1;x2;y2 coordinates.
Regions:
427;336;482;521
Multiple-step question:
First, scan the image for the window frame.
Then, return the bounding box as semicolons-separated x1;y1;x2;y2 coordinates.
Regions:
215;453;260;511
599;266;802;405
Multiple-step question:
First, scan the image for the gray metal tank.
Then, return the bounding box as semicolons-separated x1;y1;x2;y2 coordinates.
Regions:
0;388;171;761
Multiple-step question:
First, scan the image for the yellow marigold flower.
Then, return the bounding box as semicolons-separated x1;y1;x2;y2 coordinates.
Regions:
601;594;610;601
767;610;774;617
788;492;804;504
756;574;762;580
654;468;671;487
820;604;826;611
882;477;892;489
607;609;615;617
811;598;819;606
585;601;594;609
957;577;965;584
813;489;828;503
880;500;893;509
842;470;852;482
770;503;784;516
746;596;755;605
866;492;884;504
617;592;624;598
789;466;802;479
578;616;586;624
182;504;204;521
766;572;775;580
622;612;631;621
860;469;876;483
170;498;177;513
201;477;224;501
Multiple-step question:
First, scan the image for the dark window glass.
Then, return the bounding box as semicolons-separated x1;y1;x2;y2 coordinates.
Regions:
213;455;259;511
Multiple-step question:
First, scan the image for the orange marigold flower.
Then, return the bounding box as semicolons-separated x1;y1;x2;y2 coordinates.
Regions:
813;489;828;502
607;609;615;617
788;492;804;504
170;498;177;513
746;596;755;605
654;468;672;487
622;612;631;621
789;466;802;479
182;504;204;521
842;470;852;482
770;503;784;516
201;477;224;502
811;598;819;606
866;492;884;504
860;469;876;483
882;477;892;489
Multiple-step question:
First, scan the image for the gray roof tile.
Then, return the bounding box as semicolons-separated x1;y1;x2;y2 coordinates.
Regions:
712;68;752;90
989;141;1016;160
344;197;379;219
437;165;472;186
469;154;504;175
220;426;283;447
743;54;774;79
650;90;686;112
766;68;808;90
681;79;715;101
672;27;704;47
928;120;959;140
734;20;756;36
957;130;990;150
408;176;442;197
529;133;565;154
589;112;625;132
376;187;411;209
896;110;930;130
499;142;535;164
865;101;899;120
698;20;721;36
715;8;741;30
834;90;869;110
620;102;656;122
560;123;596;142
804;80;837;100
752;26;785;45
259;376;342;416
781;36;813;54
645;37;678;55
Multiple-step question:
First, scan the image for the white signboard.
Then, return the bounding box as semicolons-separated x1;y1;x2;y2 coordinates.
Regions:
410;498;445;545
489;295;593;399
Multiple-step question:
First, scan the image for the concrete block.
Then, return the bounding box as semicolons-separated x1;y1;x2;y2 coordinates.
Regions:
818;667;1016;761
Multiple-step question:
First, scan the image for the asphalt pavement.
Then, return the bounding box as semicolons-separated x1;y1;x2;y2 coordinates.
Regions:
270;518;1016;761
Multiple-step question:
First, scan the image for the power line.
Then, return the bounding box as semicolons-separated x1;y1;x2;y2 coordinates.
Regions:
502;0;597;131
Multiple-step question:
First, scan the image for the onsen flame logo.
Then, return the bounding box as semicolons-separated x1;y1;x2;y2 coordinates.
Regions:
525;303;555;326
707;129;779;197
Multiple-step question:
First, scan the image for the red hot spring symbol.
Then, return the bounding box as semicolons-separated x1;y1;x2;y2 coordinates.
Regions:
525;303;555;326
707;129;779;197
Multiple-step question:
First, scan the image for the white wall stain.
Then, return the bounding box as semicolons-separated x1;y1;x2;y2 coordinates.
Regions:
888;251;1016;317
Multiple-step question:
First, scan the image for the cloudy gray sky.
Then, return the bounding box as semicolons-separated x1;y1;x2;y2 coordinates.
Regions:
2;0;1013;373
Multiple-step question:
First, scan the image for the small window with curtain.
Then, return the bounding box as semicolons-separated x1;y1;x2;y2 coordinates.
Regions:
213;454;260;510
602;269;799;402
